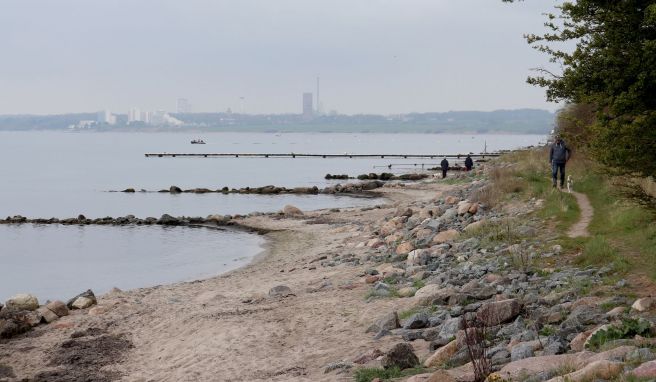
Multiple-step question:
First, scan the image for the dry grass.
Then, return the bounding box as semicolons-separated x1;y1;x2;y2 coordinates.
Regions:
635;176;656;199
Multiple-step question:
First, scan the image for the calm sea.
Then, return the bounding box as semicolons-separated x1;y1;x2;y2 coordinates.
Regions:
0;132;545;302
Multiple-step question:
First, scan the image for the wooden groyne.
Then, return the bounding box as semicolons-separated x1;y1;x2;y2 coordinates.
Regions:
144;152;501;159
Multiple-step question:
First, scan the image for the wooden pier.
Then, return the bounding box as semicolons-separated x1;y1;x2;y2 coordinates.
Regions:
144;152;500;159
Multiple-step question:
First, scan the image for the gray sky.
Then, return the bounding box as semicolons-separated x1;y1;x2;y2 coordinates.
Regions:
0;0;558;115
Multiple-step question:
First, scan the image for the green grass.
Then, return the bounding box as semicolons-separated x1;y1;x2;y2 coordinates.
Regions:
353;367;427;382
412;279;426;290
504;148;656;280
575;236;630;273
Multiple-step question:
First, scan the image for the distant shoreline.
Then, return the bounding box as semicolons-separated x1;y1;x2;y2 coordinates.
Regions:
0;129;548;135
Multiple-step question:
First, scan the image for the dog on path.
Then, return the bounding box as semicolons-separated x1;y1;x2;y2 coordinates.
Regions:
567;175;573;193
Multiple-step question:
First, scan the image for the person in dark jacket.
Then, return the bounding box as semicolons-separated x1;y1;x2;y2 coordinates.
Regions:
440;158;449;179
464;155;474;171
549;136;571;188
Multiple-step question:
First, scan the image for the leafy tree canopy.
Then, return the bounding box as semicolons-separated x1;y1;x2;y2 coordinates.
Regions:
506;0;656;176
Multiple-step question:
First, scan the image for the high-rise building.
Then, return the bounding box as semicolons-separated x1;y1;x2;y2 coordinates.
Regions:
127;108;142;123
302;92;313;119
97;110;116;125
176;98;192;113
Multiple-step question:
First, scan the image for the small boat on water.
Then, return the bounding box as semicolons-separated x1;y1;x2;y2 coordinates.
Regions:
191;139;206;144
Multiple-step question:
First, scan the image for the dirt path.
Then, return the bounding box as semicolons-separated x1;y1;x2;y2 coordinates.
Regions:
568;191;593;238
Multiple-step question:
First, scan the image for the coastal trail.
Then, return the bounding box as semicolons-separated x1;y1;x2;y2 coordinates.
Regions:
568;191;593;238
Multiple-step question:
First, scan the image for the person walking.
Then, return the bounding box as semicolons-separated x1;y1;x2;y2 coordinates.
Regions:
464;155;474;171
440;157;449;179
549;135;571;189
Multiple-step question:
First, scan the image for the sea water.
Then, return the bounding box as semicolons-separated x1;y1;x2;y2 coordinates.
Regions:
0;132;545;302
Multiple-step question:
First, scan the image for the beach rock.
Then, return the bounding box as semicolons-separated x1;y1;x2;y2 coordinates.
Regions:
169;185;182;193
632;360;656;378
432;229;459;244
323;361;352;374
268;285;294;298
477;299;522;326
396;241;415;255
72;297;95;310
468;203;479;214
88;306;109;316
510;343;534;362
381;343;419;370
424;339;458;367
415;285;457;306
283;205;303;217
395;207;414;217
46;301;69;317
445;196;460;205
122;188;135;193
67;290;97;310
353;348;384;364
421;370;456;382
367;238;385;248
158;214;180;225
457;201;472;215
0;308;32;338
632;297;654;312
404;312;430;329
5;294;39;311
547;360;623;382
37;307;59;323
464;220;485;232
367;311;400;333
407;249;429;266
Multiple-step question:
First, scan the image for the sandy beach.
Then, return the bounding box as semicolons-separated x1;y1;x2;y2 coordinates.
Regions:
0;182;448;382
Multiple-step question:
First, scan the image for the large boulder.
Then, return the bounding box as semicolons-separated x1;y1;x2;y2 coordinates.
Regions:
457;201;472;215
46;300;69;317
381;343;419;370
476;299;522;326
367;311;400;333
169;185;182;193
36;306;59;323
282;205;303;217
158;214;180;225
0;308;33;338
415;285;457;305
5;294;39;311
67;289;97;310
396;241;415;255
432;229;459;244
547;360;623;382
424;339;458;367
633;360;656;378
632;297;654;312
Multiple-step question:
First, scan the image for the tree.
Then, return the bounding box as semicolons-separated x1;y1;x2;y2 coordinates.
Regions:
507;1;656;175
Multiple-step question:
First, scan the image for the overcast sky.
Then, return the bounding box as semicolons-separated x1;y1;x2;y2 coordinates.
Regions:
0;0;559;115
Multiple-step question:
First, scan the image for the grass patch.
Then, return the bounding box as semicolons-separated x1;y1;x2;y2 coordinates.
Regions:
353;367;427;382
575;236;630;273
412;279;426;290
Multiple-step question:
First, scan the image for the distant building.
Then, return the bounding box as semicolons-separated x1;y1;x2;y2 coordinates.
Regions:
141;111;152;124
176;98;192;113
127;108;142;124
302;93;313;119
97;110;116;125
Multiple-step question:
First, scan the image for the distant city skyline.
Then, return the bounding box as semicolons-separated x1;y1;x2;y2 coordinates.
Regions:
0;0;559;115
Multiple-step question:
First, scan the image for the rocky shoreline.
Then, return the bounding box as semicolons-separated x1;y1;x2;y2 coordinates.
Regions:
1;163;656;381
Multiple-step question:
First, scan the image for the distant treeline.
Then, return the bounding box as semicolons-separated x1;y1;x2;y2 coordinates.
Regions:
0;109;554;134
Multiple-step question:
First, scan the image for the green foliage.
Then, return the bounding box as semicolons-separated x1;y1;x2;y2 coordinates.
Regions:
353;366;427;382
412;279;426;290
507;1;656;176
575;236;630;273
354;367;402;382
585;318;652;351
